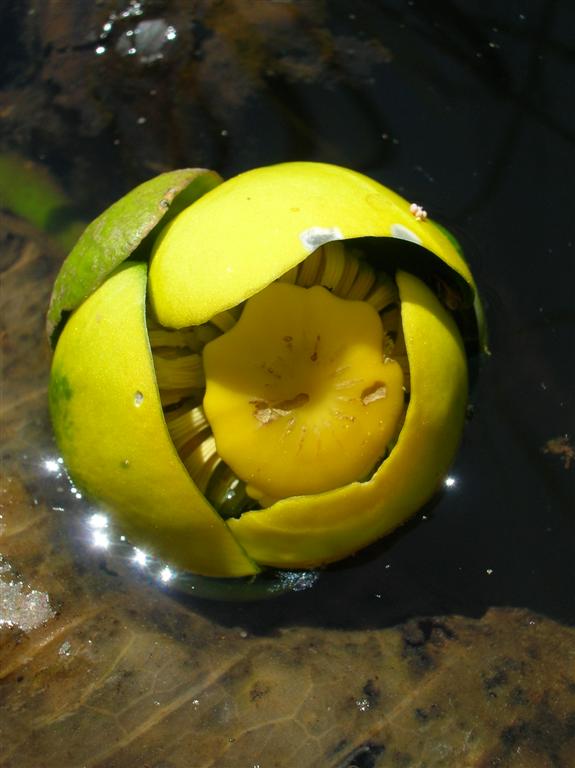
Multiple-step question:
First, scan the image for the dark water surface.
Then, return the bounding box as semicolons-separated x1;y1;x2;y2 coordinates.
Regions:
1;1;574;766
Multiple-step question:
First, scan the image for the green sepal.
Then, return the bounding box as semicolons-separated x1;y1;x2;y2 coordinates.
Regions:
46;168;222;345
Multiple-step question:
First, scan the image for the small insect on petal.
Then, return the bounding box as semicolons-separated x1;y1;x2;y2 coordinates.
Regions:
409;202;428;221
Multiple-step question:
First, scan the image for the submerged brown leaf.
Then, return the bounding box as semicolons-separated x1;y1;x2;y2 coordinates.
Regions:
1;459;575;768
0;214;55;432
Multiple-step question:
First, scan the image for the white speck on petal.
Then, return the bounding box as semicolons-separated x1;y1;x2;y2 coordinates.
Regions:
391;223;422;245
299;226;344;253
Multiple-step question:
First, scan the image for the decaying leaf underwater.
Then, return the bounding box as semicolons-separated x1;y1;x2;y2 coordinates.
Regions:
47;162;487;579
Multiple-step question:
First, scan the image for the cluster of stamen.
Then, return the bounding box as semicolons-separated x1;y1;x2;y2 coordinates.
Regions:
148;242;410;517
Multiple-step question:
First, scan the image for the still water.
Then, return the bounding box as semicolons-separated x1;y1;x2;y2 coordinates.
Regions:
1;1;574;766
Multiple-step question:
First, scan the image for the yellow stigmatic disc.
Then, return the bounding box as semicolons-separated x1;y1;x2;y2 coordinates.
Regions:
203;282;404;503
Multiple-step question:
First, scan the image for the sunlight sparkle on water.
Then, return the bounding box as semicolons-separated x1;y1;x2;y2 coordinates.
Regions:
133;548;148;567
159;566;174;583
89;512;109;529
92;530;110;549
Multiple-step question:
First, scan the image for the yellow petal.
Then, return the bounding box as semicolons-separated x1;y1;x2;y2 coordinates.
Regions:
49;262;258;577
227;271;468;568
148;161;476;328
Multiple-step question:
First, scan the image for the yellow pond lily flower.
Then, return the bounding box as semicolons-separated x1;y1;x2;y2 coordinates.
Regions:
48;162;485;578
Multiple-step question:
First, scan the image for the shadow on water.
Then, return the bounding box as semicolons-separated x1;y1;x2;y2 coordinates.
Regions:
168;495;493;636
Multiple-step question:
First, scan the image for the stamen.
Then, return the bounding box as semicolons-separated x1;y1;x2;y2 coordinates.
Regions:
278;265;299;284
334;252;359;297
382;331;395;357
319;241;346;291
391;324;407;356
391;326;410;392
394;354;411;391
346;260;376;300
154;353;205;389
296;246;324;286
366;273;398;312
380;304;401;345
210;310;237;332
436;277;464;311
206;465;251;518
193;324;221;349
145;314;162;331
182;435;221;493
160;387;199;407
165;405;210;451
149;329;193;350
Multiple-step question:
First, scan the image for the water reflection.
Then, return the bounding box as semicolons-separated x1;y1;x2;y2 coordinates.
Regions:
43;458;61;473
132;547;149;567
0;555;55;632
88;512;109;530
159;565;175;583
115;19;178;63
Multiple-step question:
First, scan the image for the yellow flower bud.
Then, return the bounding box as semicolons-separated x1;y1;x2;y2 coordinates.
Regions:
48;162;484;579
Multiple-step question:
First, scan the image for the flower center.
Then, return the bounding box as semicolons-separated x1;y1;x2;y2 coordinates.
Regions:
203;282;404;503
